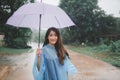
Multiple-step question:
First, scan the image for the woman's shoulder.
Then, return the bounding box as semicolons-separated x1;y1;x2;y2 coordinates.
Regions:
41;44;48;50
41;44;55;54
41;46;47;52
41;44;49;53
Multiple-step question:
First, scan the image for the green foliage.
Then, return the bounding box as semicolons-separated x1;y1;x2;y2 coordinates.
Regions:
0;0;35;48
0;24;32;48
13;38;25;48
60;0;117;45
60;0;103;43
95;44;109;52
116;18;120;33
109;40;120;53
0;0;35;24
94;39;120;54
0;47;33;55
99;15;117;35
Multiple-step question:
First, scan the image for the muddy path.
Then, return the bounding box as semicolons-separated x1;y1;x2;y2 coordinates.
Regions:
0;45;120;80
69;50;120;80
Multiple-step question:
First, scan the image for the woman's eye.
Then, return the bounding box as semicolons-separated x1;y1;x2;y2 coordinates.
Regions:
50;35;52;36
54;34;57;37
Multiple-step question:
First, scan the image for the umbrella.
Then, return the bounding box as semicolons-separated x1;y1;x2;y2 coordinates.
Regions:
6;2;75;47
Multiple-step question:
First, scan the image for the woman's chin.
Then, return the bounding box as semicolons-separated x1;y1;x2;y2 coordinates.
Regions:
50;42;56;45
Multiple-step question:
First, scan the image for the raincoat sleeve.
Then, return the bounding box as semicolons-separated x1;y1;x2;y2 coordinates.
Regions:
64;56;77;79
32;50;45;80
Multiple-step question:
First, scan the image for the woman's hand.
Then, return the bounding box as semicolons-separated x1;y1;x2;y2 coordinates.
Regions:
36;48;41;70
36;48;41;56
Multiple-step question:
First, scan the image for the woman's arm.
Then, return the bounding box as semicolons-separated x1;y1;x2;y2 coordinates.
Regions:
65;56;77;79
36;48;41;71
32;48;45;80
37;56;40;70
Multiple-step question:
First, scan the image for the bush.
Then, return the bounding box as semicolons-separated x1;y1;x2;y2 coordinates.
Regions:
109;40;120;53
94;44;109;53
95;39;120;54
13;38;25;48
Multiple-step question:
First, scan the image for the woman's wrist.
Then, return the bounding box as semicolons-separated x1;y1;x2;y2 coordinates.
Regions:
38;54;41;57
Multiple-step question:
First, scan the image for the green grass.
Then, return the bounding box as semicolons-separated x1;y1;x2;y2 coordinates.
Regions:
68;45;120;68
68;46;98;57
0;47;33;55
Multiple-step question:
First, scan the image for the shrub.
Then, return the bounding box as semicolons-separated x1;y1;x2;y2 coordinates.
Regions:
109;40;120;53
94;43;109;53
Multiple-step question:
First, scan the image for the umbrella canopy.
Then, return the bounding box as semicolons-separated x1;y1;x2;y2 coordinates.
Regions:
7;2;75;30
6;2;75;47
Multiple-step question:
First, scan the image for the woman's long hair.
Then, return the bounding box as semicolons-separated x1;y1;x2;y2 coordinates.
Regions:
43;27;69;64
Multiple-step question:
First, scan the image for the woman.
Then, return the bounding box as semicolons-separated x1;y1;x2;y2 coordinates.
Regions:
32;27;77;80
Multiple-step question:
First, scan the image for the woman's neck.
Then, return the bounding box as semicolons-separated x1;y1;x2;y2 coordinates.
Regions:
49;43;55;47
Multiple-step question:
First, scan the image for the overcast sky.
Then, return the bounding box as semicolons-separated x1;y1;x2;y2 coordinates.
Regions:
98;0;120;17
35;0;60;6
36;0;120;17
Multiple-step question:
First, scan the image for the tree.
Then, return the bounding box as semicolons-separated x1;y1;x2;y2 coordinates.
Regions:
60;0;116;44
116;17;120;34
0;24;32;48
0;0;35;48
98;15;117;35
0;0;35;24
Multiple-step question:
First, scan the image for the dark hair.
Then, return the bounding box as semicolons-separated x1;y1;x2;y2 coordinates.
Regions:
43;27;69;64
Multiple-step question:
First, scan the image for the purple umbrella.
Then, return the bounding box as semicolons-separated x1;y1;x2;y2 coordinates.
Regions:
6;2;75;47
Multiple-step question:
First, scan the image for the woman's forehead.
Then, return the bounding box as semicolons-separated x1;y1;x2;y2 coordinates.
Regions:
49;30;56;34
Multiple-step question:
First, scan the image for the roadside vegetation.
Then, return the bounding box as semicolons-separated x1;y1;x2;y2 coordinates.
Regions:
68;40;120;68
0;47;33;55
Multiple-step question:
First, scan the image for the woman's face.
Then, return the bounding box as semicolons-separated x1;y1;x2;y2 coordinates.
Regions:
48;30;58;46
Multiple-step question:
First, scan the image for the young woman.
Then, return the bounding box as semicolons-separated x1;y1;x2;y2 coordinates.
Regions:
32;27;77;80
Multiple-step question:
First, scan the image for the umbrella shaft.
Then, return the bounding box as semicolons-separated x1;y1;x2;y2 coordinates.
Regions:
38;14;41;48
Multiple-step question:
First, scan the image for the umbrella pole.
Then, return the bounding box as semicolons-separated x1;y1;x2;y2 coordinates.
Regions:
38;14;41;48
38;0;42;48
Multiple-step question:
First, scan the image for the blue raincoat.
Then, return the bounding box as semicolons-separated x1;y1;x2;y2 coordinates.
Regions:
32;44;77;80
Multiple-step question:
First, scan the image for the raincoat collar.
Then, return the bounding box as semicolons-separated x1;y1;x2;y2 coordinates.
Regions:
47;44;55;49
